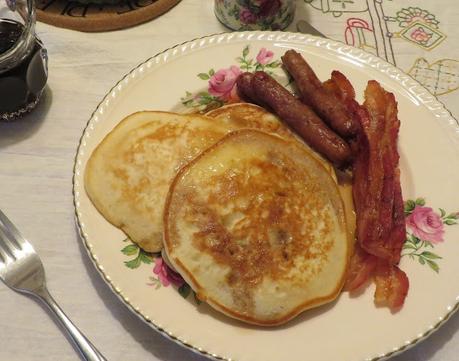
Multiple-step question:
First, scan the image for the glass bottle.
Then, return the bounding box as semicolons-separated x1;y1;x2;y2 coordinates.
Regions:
0;0;48;121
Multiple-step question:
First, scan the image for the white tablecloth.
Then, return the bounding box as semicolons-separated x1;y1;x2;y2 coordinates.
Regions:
0;1;458;360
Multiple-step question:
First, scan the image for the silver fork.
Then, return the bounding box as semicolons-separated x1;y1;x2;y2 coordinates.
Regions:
0;209;107;361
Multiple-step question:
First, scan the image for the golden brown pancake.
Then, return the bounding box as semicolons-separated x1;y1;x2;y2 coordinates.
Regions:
164;129;350;326
207;102;335;177
206;102;296;141
84;111;231;252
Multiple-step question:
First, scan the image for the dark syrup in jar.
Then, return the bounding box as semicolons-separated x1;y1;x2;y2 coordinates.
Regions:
0;19;22;53
0;19;48;120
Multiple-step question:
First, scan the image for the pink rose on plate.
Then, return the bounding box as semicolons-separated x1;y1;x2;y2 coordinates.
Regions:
153;257;184;287
208;65;242;100
406;206;444;243
256;48;274;65
239;7;258;24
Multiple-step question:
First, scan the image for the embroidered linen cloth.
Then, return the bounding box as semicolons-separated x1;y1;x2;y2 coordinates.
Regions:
296;0;458;118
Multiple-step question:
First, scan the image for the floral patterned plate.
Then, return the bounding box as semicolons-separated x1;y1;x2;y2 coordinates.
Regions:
73;32;459;361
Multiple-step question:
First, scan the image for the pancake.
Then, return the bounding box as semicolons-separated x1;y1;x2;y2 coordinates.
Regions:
84;111;231;252
164;129;350;326
206;103;297;141
208;103;355;247
207;103;334;176
209;103;356;253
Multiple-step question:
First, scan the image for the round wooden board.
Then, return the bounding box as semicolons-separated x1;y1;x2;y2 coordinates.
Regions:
37;0;181;32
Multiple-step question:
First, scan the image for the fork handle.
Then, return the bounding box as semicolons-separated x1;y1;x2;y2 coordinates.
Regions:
36;286;107;361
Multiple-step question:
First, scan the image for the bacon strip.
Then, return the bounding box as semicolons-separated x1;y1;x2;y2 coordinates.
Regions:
374;262;409;309
329;74;409;308
344;244;377;291
323;71;356;103
356;80;406;264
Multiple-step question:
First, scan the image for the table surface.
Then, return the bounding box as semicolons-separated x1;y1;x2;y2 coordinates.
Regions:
0;1;458;360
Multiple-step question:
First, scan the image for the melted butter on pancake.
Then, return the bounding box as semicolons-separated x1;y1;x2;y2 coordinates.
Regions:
206;103;296;141
207;103;336;182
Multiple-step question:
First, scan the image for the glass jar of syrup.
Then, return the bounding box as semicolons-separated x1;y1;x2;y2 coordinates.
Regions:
0;0;48;121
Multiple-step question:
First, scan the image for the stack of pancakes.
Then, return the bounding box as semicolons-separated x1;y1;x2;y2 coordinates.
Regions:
85;103;351;326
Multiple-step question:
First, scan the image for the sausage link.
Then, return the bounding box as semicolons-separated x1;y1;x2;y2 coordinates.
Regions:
282;50;358;138
236;72;258;102
251;71;352;167
237;72;273;111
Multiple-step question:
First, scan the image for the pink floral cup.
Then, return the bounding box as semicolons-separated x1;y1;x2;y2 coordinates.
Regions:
214;0;296;31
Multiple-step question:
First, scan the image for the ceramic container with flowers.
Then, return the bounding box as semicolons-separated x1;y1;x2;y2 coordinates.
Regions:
214;0;296;31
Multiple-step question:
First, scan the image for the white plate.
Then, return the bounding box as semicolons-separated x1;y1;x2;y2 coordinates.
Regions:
73;32;459;361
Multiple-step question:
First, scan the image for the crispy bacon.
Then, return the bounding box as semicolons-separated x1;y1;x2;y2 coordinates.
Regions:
323;70;356;103
356;80;406;264
344;244;377;291
327;73;409;308
374;262;409;309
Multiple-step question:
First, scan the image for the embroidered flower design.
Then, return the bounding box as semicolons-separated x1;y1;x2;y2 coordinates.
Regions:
396;7;439;29
410;27;433;44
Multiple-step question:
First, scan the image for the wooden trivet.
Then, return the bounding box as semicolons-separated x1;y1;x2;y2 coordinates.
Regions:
37;0;181;32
